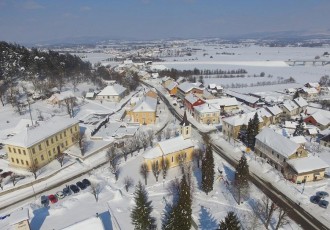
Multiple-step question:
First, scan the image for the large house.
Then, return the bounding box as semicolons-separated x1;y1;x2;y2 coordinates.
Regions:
293;97;308;114
47;91;75;105
3;117;79;170
165;81;178;95
205;97;239;113
96;84;127;102
129;97;157;125
225;90;261;108
184;93;205;114
265;105;283;124
298;87;319;100
281;100;299;117
193;103;220;125
143;112;194;171
177;82;204;100
255;128;307;172
304;111;330;130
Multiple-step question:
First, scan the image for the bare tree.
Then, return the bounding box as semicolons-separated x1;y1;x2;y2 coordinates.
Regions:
107;149;120;181
10;173;19;186
57;152;66;167
165;127;172;139
147;129;154;147
161;158;170;179
261;196;277;229
193;148;203;168
36;109;44;121
177;152;186;174
140;162;149;185
29;164;39;180
0;178;3;190
275;207;289;230
166;177;180;201
123;176;134;192
90;181;102;202
72;75;80;92
151;161;161;182
73;132;86;155
63;96;77;118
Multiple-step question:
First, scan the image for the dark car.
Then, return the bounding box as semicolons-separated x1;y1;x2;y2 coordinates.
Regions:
316;191;329;199
63;186;72;196
41;195;49;206
310;196;321;204
76;181;86;190
70;184;80;193
319;200;329;209
82;179;91;187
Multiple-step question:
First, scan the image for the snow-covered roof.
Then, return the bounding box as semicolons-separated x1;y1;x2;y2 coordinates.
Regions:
185;93;201;104
266;105;282;116
161;76;171;82
308;111;330;126
306;107;330;120
290;136;307;144
208;84;216;89
178;82;203;93
7;208;29;225
287;156;329;174
62;216;105;230
256;127;300;158
285;88;297;93
222;111;264;126
133;97;157;112
151;73;159;78
194;103;219;114
284;121;299;129
2;117;79;148
282;100;298;112
143;146;164;159
307;128;318;135
305;82;320;88
256;108;272;118
225;90;259;104
300;87;318;94
205;97;239;107
85;92;95;98
294;97;308;108
166;81;178;91
158;136;194;155
98;84;126;96
48;91;75;102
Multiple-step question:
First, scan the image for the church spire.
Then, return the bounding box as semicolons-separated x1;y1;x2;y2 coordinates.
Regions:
180;110;190;127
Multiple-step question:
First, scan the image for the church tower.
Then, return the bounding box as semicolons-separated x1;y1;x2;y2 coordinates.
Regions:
180;110;191;139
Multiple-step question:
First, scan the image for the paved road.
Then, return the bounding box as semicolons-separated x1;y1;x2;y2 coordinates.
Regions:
143;80;329;230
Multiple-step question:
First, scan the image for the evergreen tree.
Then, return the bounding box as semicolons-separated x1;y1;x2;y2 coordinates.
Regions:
246;113;260;149
201;144;215;195
218;211;241;230
293;91;300;99
246;118;254;148
131;181;156;230
235;156;249;204
238;124;247;144
293;116;305;136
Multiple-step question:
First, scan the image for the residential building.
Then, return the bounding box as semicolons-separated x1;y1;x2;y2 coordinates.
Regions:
47;91;75;105
3;117;79;170
304;82;320;92
205;97;239;113
255;128;308;172
165;81;178;95
293;97;308;114
304;111;330;130
299;87;319;100
177;82;204;100
320;134;330;148
265;105;283;123
130;97;157;125
286;157;328;183
225;90;261;108
281;100;299;117
96;84;127;102
145;90;158;99
143;112;194;171
184;93;205;114
193;103;220;125
256;108;273;127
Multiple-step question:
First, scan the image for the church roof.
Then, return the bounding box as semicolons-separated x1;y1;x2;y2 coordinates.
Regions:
180;111;190;126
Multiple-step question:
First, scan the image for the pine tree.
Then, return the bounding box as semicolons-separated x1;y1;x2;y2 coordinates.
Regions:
201;144;215;195
293;116;305;136
218;211;241;230
235;156;249;204
131;181;156;230
246;118;254;148
238;124;247;144
251;112;260;149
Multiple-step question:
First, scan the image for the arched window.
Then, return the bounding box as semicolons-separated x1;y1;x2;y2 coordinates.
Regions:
171;156;174;162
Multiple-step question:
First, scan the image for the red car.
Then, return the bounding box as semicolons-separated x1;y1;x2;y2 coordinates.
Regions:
48;194;58;204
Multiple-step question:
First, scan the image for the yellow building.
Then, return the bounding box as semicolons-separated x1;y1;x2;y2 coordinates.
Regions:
3;117;79;170
193;103;220;124
130;96;157;125
143;112;194;171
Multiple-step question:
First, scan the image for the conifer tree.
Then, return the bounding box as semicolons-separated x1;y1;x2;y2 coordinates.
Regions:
201;144;215;195
131;181;156;230
251;112;260;148
293;116;305;136
218;211;241;230
235;155;249;204
238;124;247;144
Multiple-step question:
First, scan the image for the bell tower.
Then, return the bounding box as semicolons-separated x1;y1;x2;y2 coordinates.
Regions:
180;111;191;139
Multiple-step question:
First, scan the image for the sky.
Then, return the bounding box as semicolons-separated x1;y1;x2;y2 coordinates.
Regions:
0;0;330;44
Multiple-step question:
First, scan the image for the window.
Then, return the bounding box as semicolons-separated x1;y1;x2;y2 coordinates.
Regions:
21;160;24;165
16;159;19;164
23;150;26;155
53;148;56;154
277;154;279;159
13;148;16;153
55;136;58;141
41;155;44;161
70;128;73;134
171;156;174;162
8;147;11;152
18;149;21;154
64;131;67;137
35;159;38;164
60;134;62;139
48;151;51;156
46;140;49;146
11;157;14;162
65;141;68;146
51;138;54;144
75;126;77;131
32;148;35;154
26;161;29;166
39;144;42;151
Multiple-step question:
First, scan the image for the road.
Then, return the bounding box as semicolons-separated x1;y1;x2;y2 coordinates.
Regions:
143;80;329;230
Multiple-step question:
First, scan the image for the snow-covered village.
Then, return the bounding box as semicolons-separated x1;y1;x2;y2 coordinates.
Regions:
1;1;330;230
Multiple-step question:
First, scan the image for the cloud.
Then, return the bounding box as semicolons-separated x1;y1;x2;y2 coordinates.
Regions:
22;0;44;10
80;6;91;12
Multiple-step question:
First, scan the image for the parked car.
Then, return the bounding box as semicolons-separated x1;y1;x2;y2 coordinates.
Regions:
76;181;86;190
41;195;48;206
310;196;321;204
82;179;91;187
48;194;58;204
317;191;329;199
56;191;65;199
63;186;72;196
319;200;329;209
70;184;80;193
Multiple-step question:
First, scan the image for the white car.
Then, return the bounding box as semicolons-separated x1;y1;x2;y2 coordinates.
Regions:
55;191;65;199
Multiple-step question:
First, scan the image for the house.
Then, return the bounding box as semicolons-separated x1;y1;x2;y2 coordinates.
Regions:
320;134;330;148
299;87;319;100
225;90;260;108
47;91;75;105
265;105;283;124
289;136;307;147
184;93;205;114
145;89;158;99
320;87;330;95
6;208;30;230
285;88;297;95
205;97;239;113
286;156;328;183
304;82;320;92
165;81;178;95
177;82;204;100
255;128;308;172
143;112;194;171
207;84;223;95
2;117;79;170
137;71;151;80
293;97;308;114
161;76;172;87
130;97;157;125
85;92;96;99
281;100;299;117
193;103;220;125
222;112;264;140
304;111;330;130
256;108;273;126
96;84;127;102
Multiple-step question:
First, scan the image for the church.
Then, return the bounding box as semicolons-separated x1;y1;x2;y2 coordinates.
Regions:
143;111;195;171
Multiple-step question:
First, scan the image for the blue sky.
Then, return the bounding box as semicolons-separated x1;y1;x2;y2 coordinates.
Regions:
0;0;329;43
